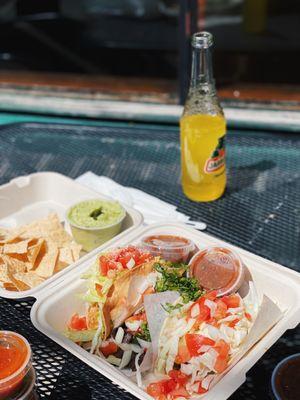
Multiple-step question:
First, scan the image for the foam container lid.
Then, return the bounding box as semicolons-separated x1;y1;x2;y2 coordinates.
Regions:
0;172;143;299
30;223;300;400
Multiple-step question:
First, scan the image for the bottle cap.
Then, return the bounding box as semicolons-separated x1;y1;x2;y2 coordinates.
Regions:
192;31;213;49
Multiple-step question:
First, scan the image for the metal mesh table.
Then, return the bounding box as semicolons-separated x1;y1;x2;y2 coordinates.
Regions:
0;121;299;399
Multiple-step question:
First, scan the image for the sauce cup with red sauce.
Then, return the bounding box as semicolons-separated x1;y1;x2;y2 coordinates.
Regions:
189;246;245;296
0;331;37;400
140;235;195;263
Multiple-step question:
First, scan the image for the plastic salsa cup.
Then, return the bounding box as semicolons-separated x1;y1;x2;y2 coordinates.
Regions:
189;246;245;296
271;353;300;400
140;234;195;263
66;199;126;252
0;331;36;400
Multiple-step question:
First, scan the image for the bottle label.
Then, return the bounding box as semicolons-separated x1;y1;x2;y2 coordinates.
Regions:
204;136;226;174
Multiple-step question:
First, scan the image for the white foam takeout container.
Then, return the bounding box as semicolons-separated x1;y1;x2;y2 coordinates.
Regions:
0;172;143;299
30;223;300;400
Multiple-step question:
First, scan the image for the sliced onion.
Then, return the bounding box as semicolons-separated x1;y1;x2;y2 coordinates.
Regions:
180;363;194;375
135;351;144;387
198;348;218;371
125;320;142;332
201;374;215;390
227;307;244;314
190;304;200;318
204;299;217;318
119;350;132;369
198;345;212;353
115;327;125;344
137;338;151;349
126;257;135;269
118;342;142;353
106;355;121;366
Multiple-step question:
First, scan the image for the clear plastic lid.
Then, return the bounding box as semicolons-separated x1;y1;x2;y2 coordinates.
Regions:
189;246;245;296
140;235;195;263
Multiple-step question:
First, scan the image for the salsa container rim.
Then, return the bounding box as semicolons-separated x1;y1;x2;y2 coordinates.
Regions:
29;222;300;400
0;331;31;385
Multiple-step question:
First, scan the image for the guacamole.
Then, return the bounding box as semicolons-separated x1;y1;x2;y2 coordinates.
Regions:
68;199;125;228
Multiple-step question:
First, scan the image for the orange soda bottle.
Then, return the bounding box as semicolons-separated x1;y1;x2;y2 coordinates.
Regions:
180;32;226;202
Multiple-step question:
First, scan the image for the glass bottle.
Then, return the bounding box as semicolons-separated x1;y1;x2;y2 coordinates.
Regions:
180;31;226;202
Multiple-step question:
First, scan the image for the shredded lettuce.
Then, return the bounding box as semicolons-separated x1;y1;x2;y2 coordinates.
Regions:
65;329;97;342
79;260;113;304
136;322;151;342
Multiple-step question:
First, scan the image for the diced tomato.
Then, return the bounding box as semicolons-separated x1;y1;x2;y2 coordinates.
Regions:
138;252;152;264
228;318;240;328
214;356;228;373
68;313;87;331
214;339;230;359
245;312;252;321
100;342;118;357
189;297;210;323
214;299;228;320
107;260;118;270
118;253;133;268
196;382;208;394
185;334;215;356
175;337;191;364
204;290;217;301
127;312;147;322
206;317;218;327
147;379;176;398
222;294;240;309
169;385;190;398
95;283;103;296
168;370;189;385
99;255;108;276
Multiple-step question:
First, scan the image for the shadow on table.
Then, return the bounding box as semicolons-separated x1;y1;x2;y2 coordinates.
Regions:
227;160;276;194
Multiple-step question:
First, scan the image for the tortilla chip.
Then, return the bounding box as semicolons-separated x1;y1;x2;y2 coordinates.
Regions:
2;254;27;274
59;247;74;265
3;282;18;291
0;213;82;292
27;238;44;270
34;241;58;278
3;239;30;255
70;242;82;262
13;272;45;289
54;260;68;274
0;264;9;282
7;267;30;291
0;229;21;244
15;213;72;247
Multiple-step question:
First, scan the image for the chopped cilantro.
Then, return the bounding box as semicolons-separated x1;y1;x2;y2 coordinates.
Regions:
136;322;151;342
154;262;204;303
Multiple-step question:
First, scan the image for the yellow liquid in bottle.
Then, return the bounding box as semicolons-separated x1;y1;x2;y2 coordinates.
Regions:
180;114;226;202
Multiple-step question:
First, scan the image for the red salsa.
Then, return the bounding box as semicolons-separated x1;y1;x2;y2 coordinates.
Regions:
141;235;195;262
189;247;244;296
0;332;32;400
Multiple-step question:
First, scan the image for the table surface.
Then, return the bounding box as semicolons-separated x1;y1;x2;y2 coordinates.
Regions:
0;119;299;400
